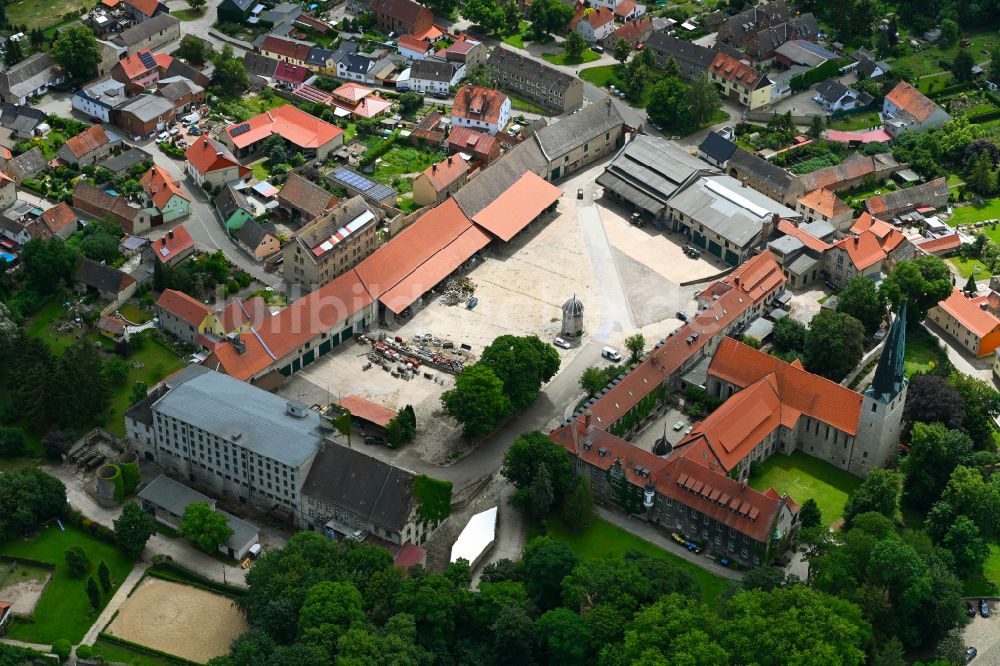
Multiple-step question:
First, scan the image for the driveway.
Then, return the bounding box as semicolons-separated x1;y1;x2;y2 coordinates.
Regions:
964;599;1000;665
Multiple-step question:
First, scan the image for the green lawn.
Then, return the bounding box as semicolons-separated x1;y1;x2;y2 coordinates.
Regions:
963;543;1000;596
90;640;178;666
500;21;532;49
251;159;271;181
542;49;600;66
828;111;882;131
543;517;729;603
8;0;91;30
102;337;185;437
748;450;861;526
949;256;990;279
172;8;206;20
579;64;620;88
507;92;551;115
26;300;85;356
4;523;134;644
117;303;152;325
903;325;947;377
365;141;444;179
891;30;998;77
950;199;1000;226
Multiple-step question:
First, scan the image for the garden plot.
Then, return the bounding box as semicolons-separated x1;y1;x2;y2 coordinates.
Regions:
0;560;51;614
105;578;247;664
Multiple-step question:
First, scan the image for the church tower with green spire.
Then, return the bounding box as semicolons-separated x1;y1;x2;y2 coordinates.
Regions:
852;301;908;476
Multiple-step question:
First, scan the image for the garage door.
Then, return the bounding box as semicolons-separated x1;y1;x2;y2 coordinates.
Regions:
319;340;331;356
725;249;739;265
343;325;353;339
693;232;707;249
291;358;301;373
303;350;315;367
708;241;722;257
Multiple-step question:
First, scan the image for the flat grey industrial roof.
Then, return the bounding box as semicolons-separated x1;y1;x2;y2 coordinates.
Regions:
667;174;798;248
153;369;322;467
768;235;804;254
787;252;820;275
598;134;709;209
743;317;774;341
799;219;835;239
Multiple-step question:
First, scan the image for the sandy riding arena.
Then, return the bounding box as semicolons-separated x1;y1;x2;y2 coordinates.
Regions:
105;578;247;663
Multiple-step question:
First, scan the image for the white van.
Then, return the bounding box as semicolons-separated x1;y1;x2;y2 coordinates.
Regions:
601;347;621;362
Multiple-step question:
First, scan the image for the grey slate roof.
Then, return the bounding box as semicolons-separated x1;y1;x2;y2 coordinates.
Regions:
727;147;796;192
76;77;128;110
0;104;47;134
98;148;152;174
307;41;357;67
153;369;323;467
341;53;373;75
409;58;459;83
1;52;62;100
595;134;709;212
301;443;415;532
158;78;203;103
215;184;253;222
534;97;624;161
453;138;548;217
74;257;134;294
113;13;180;48
243;52;279;78
117;95;175;122
486;46;579;94
647;31;716;70
667;174;798;248
237;218;278;248
5;147;46;182
139;474;259;550
698;131;737;164
297;195;373;249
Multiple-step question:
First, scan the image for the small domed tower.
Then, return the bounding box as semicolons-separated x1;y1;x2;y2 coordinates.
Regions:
562;295;584;338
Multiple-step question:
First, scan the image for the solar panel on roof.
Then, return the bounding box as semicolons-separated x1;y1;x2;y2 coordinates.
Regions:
230;123;251;137
333;167;376;190
138;51;156;69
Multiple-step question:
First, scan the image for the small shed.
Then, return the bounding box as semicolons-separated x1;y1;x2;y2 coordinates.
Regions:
335;394;398;432
98;315;126;340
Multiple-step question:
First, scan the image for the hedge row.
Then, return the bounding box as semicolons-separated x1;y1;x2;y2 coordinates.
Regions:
791;59;849;92
148;559;247;599
0;555;56;570
96;632;198;665
969;109;1000;124
360;133;400;166
66;509;117;546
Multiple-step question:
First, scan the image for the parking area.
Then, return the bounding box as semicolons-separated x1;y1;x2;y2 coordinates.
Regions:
964;599;1000;664
630;406;693;453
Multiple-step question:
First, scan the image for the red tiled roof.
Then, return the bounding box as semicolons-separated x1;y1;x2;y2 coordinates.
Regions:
833;232;886;271
394;542;427;568
776;219;831;252
917;233;960;255
224;104;342;150
204;268;374;381
797;188;850;218
708;337;863;435
156;289;213;327
824;129;893;144
337;394;398;427
447;126;498;157
39;202;78;235
150;225;194;264
125;0;161;17
613;16;651;42
885;81;941;123
217;295;271;333
585;253;785;430
274;61;310;85
98;315;126;335
153;53;172;69
185;137;248;176
64;125;111;159
117;49;157;81
411;24;445;42
140;165;188;210
421;155;468;192
472;171;562;242
452;85;508;125
398;35;432;53
935;289;1000;338
261;36;312;62
614;0;638;16
582;6;614;29
708;51;764;87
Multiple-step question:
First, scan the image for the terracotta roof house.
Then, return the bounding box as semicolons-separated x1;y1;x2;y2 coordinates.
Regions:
140;165;190;222
707;51;773;109
155;288;216;345
121;0;168;22
795;188;853;230
220;104;344;161
27;202;79;240
184;136;250;188
0;52;64;105
397;35;434;60
866;177;949;217
571;5;615;43
259;36;313;66
73;181;158;234
274;61;310;86
335;395;398;429
446;126;500;167
613;0;645;21
277;173;339;225
797;152;901;194
111;49;160;89
412;155;468;206
930;289;1000;357
98;315;127;340
410;109;446;147
485;47;584;114
450;85;511;136
147;225;195;266
916;233;961;256
882;81;950;137
74;257;137;304
824;213;913;287
58;125;122;167
604;17;652;48
329;82;392;119
236;219;281;261
435;38;486;69
371;0;433;37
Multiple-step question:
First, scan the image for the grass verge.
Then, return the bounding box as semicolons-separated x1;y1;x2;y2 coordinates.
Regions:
541;49;600;66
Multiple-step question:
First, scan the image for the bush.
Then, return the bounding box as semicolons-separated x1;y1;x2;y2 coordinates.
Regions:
75;644;93;659
64;546;90;578
51;639;71;660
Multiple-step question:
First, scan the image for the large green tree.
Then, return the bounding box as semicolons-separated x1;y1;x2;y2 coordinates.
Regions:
843;468;903;526
298;581;365;650
534;608;588;665
212;45;249;97
51;26;101;82
527;0;573;37
478;335;560;411
563;29;586;59
441;364;510;439
942;514;989;578
941;465;1000;537
836;276;885;335
900;423;973;511
462;0;505;33
948;371;1000;450
177;34;211;66
684;76;721;129
521;537;578;611
114;501;157;560
178;501;234;553
502;430;574;514
880;256;953;321
803;310;865;382
646;77;688;131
